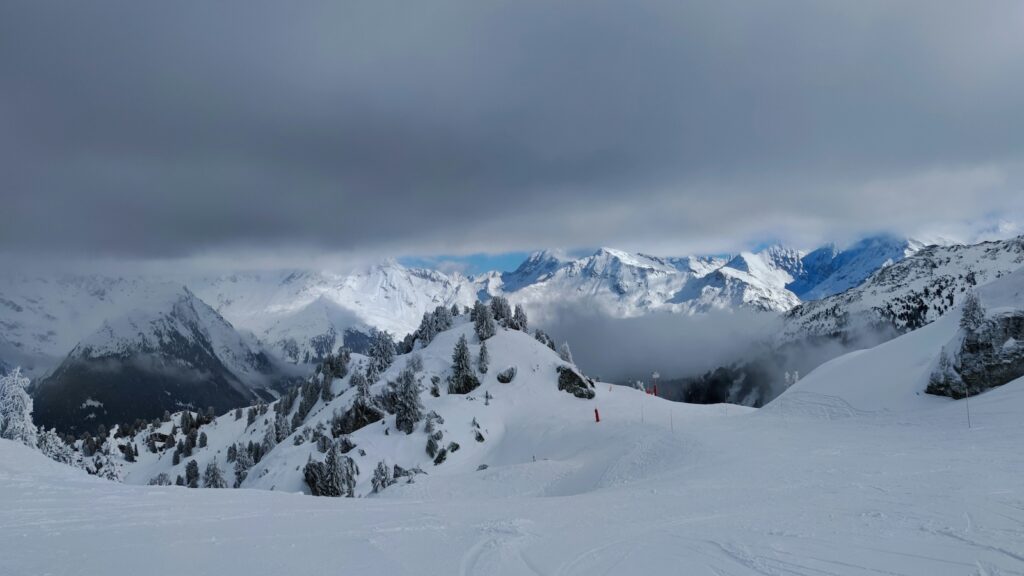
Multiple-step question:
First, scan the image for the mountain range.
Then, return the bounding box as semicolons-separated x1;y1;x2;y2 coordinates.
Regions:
0;233;974;432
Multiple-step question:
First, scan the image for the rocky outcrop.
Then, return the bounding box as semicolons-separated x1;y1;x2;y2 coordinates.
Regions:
927;311;1024;398
556;365;595;399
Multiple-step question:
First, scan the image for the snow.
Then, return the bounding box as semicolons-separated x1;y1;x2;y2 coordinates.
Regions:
4;283;1024;573
782;236;1024;343
0;238;931;376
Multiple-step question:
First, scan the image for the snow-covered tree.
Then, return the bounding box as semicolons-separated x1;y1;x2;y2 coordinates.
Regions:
198;431;208;448
473;301;496;341
203;458;228;488
233;444;254;488
534;329;556;351
448;334;480;394
36;427;79;467
333;372;385;435
511;304;529;332
304;440;359;497
559;341;574;364
0;368;37;447
478;340;489;374
960;290;985;333
368;330;395;374
185;459;200;488
393;369;423;434
489;296;512;327
371;460;394;493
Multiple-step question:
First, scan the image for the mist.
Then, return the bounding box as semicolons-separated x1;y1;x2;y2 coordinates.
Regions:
532;303;782;384
533;301;904;406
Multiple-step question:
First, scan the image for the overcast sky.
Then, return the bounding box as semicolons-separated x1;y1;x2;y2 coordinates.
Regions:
3;1;1024;269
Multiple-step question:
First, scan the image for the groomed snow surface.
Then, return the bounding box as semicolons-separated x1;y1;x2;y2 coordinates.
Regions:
4;371;1023;572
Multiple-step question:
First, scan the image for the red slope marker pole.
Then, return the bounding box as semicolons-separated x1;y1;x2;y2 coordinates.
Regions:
594;408;600;423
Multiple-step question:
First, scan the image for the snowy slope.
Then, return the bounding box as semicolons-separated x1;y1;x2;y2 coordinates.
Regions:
5;309;1024;574
773;263;1024;416
112;318;741;497
780;236;1024;343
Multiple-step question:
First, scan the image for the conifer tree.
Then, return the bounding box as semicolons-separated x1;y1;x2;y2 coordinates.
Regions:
371;460;394;493
478;340;489;374
185;459;200;488
512;304;528;332
233;445;254;488
0;368;37;447
203;458;228;488
368;330;395;374
960;290;985;333
393;369;423;434
448;334;480;394
473;302;496;341
559;341;574;364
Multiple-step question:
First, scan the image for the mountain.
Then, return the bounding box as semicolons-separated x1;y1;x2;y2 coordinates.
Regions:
787;235;925;300
32;285;289;433
108;316;628;494
0;235;929;380
781;236;1024;344
0;274;177;377
9;279;1024;575
189;261;479;364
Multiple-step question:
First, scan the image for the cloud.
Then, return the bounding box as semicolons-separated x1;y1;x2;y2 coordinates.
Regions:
2;1;1024;262
533;302;781;382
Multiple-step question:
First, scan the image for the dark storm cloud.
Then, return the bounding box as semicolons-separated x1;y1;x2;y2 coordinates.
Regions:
2;1;1024;260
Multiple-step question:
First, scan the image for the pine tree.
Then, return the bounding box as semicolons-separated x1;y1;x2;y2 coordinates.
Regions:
233;444;254;488
559;341;574;364
473;302;496;341
371;460;394;493
478;340;489;374
199;431;208;448
449;334;480;394
0;368;37;447
305;440;359;497
185;460;200;488
489;296;512;327
203;458;228;488
393;369;423;434
512;304;528;332
36;427;79;467
534;329;556;351
960;290;985;333
368;330;395;374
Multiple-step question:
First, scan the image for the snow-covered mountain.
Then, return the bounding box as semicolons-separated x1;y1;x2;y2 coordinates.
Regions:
0;235;927;383
781;236;1024;344
107;316;623;495
31;285;288;433
8;270;1024;575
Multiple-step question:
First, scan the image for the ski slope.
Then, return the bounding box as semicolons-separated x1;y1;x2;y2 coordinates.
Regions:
3;377;1023;574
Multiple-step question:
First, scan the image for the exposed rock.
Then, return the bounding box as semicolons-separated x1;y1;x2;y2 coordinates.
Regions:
556;365;595;399
927;311;1024;398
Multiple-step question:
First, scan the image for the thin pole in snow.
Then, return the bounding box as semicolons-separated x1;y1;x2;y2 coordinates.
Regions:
966;386;972;429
